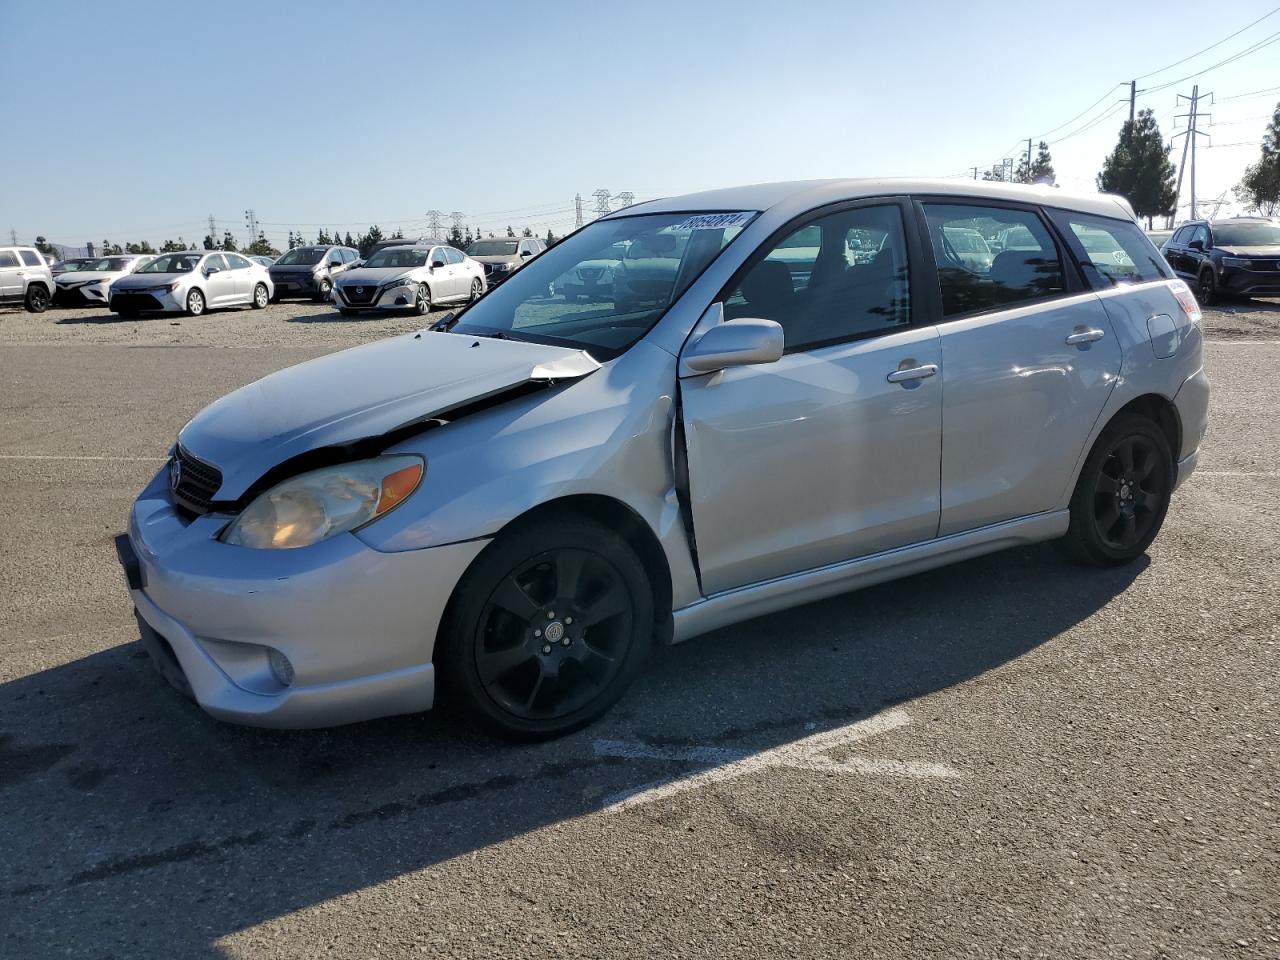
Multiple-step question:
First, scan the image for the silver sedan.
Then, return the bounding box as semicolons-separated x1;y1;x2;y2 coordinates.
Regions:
116;179;1209;738
109;250;274;316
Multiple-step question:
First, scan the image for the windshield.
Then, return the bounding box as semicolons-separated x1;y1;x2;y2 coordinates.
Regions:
450;211;756;360
1215;222;1280;247
85;257;133;272
139;253;201;273
276;247;326;266
55;259;91;271
364;248;430;268
468;240;518;256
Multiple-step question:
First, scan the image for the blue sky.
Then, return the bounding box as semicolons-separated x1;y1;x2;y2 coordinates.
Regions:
3;0;1278;249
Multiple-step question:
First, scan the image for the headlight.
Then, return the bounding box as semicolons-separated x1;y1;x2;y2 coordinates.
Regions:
495;262;514;272
1220;257;1251;268
221;455;424;549
383;275;415;289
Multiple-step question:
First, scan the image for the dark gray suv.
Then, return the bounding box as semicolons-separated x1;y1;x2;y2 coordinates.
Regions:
268;245;359;302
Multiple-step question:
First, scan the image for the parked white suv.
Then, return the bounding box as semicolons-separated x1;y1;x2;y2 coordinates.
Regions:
0;247;55;312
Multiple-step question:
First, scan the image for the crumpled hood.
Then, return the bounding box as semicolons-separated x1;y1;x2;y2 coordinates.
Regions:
177;330;601;500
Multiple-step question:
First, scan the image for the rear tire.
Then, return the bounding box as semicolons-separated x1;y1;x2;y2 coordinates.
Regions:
438;515;654;740
24;285;50;313
251;283;269;309
1058;413;1173;567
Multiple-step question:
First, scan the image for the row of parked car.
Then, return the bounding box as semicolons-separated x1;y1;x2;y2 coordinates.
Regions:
4;213;1277;319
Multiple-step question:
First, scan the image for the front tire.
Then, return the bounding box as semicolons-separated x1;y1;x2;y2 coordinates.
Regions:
439;515;655;740
24;285;50;313
252;283;269;309
186;289;205;316
1058;413;1173;567
316;278;332;303
414;283;432;315
1196;268;1218;306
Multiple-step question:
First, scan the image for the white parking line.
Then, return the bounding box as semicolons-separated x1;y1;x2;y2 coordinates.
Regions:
1194;471;1279;478
0;454;164;462
594;708;960;812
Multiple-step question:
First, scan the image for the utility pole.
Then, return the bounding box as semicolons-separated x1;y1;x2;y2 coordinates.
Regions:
1173;85;1212;221
971;167;978;180
592;189;611;218
574;193;584;229
426;210;443;240
8;229;16;245
1025;138;1033;177
243;209;258;245
207;215;217;246
1129;79;1136;122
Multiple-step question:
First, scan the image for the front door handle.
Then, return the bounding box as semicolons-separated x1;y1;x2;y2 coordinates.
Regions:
886;363;939;384
1065;327;1106;346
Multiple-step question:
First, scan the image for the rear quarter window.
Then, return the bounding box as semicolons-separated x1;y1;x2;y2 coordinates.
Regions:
19;250;44;267
1047;210;1171;288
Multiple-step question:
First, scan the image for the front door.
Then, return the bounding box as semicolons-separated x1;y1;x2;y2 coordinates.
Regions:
201;253;237;305
680;200;943;595
918;201;1123;536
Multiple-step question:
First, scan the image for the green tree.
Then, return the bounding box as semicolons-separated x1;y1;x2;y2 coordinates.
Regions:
358;225;384;258
245;232;281;257
316;228;331;245
125;240;157;255
1015;141;1056;185
102;239;123;255
221;231;238;252
448;225;465;248
545;229;556;246
1096;109;1176;228
160;239;186;253
506;225;515;238
1233;102;1280;216
34;236;59;257
202;234;216;250
521;226;533;238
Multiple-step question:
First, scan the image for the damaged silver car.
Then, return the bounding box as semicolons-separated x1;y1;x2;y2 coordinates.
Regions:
117;179;1208;738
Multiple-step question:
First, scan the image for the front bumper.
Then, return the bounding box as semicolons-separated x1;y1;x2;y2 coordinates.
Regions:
54;284;110;307
111;288;183;314
1219;265;1280;298
270;274;322;297
333;284;416;311
118;467;487;728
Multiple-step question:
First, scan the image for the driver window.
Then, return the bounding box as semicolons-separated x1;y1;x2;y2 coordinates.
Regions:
203;254;227;273
724;205;911;351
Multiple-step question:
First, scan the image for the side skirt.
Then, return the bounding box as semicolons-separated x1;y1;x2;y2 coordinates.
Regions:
671;510;1069;643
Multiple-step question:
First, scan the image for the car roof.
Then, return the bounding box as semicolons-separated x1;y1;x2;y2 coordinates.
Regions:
614;178;1138;223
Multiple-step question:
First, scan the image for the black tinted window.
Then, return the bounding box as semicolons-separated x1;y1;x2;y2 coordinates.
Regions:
725;204;910;351
923;204;1064;317
1049;212;1171;287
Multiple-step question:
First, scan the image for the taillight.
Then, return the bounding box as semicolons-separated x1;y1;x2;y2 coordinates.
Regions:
1169;279;1202;326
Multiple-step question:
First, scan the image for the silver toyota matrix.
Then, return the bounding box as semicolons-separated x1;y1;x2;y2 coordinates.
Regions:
116;179;1210;739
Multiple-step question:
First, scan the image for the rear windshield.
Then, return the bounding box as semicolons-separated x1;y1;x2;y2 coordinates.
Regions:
1214;222;1280;247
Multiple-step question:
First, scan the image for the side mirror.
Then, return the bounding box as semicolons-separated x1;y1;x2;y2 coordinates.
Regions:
431;258;446;269
684;315;785;373
1187;238;1204;251
521;250;532;258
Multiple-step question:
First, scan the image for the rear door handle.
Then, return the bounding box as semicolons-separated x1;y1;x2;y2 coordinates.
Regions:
886;363;938;384
1065;327;1106;345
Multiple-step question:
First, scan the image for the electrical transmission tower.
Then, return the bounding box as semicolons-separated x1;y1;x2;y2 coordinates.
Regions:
426;210;443;240
449;211;465;238
592;189;611;218
574;194;584;229
244;209;258;245
614;191;635;209
1173;85;1212;221
207;215;217;245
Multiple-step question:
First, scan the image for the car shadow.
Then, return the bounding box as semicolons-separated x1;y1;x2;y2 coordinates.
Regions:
54;310;158;325
0;543;1145;956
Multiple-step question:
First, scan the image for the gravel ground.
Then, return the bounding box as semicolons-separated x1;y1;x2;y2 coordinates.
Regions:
0;296;1277;959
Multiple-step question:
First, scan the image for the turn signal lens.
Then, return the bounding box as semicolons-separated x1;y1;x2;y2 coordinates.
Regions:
376;463;424;515
1169;279;1202;326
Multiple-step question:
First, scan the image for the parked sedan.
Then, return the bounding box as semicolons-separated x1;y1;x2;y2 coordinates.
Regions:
109;251;273;317
53;254;154;307
466;237;544;286
331;244;484;315
267;244;358;302
1160;217;1280;304
116;179;1207;739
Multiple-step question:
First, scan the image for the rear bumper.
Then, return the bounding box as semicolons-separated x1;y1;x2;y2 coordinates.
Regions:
270;274;322;297
117;468;488;728
1172;366;1210;491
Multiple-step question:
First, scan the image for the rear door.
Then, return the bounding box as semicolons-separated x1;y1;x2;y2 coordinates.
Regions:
917;199;1122;536
680;198;943;594
223;253;253;300
0;250;21;302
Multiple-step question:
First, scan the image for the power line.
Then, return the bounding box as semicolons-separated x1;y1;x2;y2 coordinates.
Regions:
1135;6;1280;80
1140;29;1280;94
1030;84;1125;140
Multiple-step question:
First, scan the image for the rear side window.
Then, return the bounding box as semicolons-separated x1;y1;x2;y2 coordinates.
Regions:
0;251;19;268
446;247;464;264
225;253;251;269
922;204;1064;317
1047;211;1171;288
19;250;43;267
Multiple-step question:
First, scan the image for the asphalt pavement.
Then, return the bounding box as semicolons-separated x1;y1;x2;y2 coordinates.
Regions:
0;297;1276;959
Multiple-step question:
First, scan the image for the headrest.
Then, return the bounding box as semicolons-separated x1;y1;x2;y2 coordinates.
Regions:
990;250;1057;298
741;260;794;311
